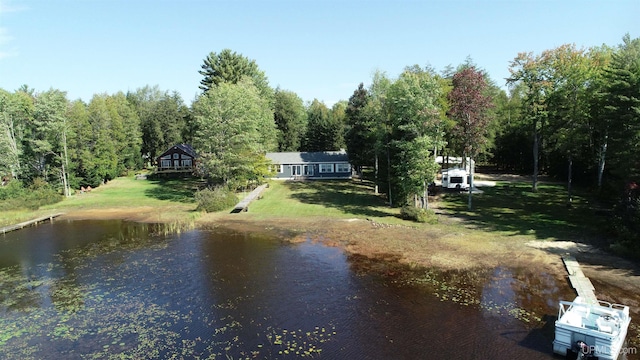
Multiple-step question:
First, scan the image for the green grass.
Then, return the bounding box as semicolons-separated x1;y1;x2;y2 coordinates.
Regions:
1;175;610;246
0;176;204;227
51;176;201;210
438;182;606;241
247;180;404;223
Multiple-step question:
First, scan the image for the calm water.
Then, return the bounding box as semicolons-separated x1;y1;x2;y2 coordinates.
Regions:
0;220;563;359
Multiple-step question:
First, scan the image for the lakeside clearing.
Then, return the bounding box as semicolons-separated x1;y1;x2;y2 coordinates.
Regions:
2;174;639;348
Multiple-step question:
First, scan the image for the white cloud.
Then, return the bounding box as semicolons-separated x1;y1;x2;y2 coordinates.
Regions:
0;0;26;60
0;27;12;43
0;0;28;13
0;28;17;59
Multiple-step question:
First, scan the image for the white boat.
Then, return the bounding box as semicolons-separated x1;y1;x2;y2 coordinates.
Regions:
553;296;631;359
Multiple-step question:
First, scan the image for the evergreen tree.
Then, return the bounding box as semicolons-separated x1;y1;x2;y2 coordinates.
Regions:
601;35;640;183
199;49;273;103
66;99;93;187
302;99;341;151
127;86;187;162
87;95;119;184
345;83;374;173
273;88;307;151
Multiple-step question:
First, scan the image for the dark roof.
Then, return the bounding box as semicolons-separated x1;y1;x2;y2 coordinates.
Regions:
265;150;349;164
157;144;197;159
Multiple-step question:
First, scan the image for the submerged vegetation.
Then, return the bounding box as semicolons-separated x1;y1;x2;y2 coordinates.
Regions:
0;225;342;359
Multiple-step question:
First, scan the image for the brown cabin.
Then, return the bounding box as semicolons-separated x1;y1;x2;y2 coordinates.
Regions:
156;144;197;173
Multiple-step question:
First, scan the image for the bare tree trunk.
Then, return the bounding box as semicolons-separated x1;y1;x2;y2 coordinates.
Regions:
468;157;474;210
567;156;573;207
423;180;429;209
61;159;69;197
532;126;539;192
597;133;607;190
386;146;392;206
374;153;379;194
62;130;71;197
4;117;21;178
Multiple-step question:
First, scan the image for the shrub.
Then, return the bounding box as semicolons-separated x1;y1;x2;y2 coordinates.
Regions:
0;178;63;210
0;180;24;200
195;186;238;213
400;205;438;224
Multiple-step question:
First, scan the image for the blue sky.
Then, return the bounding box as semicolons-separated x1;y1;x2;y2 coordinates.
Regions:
1;0;638;106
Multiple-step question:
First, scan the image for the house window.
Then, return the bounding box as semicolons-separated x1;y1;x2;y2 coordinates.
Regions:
292;165;301;176
319;163;334;173
173;153;179;159
161;160;171;168
181;159;192;167
303;165;314;176
336;163;351;173
278;165;283;173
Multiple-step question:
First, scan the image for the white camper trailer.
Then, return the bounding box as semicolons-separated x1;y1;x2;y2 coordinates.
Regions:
441;168;470;190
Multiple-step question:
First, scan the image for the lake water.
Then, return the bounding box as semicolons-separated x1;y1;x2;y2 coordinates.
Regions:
0;219;564;359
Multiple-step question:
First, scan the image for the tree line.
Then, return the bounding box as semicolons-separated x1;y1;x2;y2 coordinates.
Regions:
1;35;639;240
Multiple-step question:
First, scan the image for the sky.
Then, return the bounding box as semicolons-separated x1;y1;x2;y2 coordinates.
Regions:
1;0;638;106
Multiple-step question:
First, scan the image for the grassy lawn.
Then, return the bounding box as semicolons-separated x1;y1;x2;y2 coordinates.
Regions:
438;182;606;241
45;176;200;210
245;180;404;223
1;174;609;246
0;176;202;227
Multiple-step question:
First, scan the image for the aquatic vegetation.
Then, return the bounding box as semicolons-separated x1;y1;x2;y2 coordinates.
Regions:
1;220;582;359
396;267;546;326
0;224;340;359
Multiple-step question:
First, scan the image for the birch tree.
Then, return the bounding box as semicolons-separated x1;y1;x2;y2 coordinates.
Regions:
508;52;553;191
0;89;29;178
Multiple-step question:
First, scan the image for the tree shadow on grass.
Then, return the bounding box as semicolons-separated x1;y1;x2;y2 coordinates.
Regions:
285;180;396;219
441;183;607;241
144;178;205;203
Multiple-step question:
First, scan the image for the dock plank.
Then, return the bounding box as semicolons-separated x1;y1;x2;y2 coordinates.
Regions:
0;213;64;234
562;256;598;304
232;184;269;213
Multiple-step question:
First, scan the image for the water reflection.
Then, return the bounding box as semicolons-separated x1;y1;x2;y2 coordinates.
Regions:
0;220;563;359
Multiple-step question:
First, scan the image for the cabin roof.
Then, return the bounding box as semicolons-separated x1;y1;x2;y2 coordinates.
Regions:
265;150;349;164
157;144;196;159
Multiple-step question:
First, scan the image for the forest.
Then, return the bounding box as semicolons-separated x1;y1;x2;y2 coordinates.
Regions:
0;35;639;245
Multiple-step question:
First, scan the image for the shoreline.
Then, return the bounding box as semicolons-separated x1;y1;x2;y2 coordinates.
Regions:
59;206;640;294
58;206;640;348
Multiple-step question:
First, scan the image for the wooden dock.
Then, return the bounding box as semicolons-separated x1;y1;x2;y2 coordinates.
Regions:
0;213;64;234
231;184;269;213
562;256;598;304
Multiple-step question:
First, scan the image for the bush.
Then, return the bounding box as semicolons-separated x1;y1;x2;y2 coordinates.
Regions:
0;180;24;201
0;178;63;210
400;205;438;224
195;186;238;213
